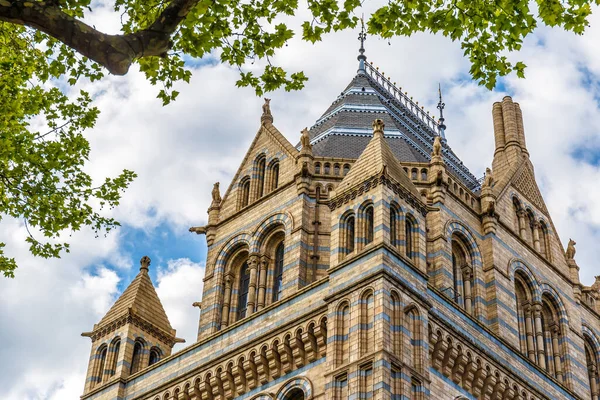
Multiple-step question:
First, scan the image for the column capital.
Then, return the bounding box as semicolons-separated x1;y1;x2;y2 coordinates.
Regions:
248;254;260;268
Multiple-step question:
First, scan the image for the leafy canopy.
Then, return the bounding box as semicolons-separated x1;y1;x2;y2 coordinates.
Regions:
0;0;597;276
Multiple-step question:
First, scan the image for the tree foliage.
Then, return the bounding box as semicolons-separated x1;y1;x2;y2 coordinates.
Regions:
0;0;597;276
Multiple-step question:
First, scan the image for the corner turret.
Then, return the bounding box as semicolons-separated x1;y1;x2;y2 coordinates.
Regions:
81;257;183;396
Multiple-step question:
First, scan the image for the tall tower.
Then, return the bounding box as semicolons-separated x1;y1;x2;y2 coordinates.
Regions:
81;256;183;397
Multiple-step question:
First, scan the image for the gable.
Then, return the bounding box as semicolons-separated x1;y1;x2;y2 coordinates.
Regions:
219;123;298;219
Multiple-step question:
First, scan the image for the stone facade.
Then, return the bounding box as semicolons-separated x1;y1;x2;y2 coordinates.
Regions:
81;59;600;400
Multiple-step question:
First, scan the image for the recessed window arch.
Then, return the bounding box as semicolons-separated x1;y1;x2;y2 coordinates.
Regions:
324;163;331;175
315;162;321;174
514;271;535;359
451;235;474;315
94;344;108;385
272;241;285;302
343;164;350;175
389;203;400;248
130;339;145;374
420;168;428;181
363;203;374;246
239;176;251;209
540;294;565;382
405;213;418;260
584;335;599;400
255;154;267;198
268;159;280;192
237;261;251;320
149;347;161;366
336;301;351;366
539;220;551;260
108;337;121;377
334;163;340;176
411;168;418;180
340;211;356;258
283;388;305;400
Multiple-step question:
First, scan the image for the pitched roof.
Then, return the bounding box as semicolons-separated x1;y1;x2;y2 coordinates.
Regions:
304;65;481;191
98;260;174;335
337;121;420;198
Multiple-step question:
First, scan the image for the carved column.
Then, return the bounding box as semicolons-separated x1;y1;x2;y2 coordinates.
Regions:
463;269;473;316
221;275;233;328
533;303;547;370
517;210;527;240
590;365;599;400
247;255;259;315
257;256;269;311
532;221;541;252
524;304;536;362
551;325;563;382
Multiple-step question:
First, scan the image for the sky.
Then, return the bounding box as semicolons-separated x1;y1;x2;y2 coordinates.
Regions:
2;2;600;399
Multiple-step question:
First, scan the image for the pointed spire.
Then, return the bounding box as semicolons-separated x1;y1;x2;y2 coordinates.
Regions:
357;17;367;73
97;256;176;335
337;119;420;197
261;98;273;125
437;83;447;140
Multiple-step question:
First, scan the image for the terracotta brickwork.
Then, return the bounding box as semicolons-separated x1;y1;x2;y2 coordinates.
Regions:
81;69;600;400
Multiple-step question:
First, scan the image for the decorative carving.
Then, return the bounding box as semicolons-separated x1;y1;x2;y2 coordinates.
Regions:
261;98;273;124
372;118;385;135
482;168;494;189
140;256;151;271
513;164;548;214
432;136;442;157
566;239;576;260
300;128;311;151
212;182;222;205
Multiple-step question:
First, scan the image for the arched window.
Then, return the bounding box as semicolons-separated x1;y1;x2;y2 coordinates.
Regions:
585;337;599;400
95;345;107;385
364;205;374;245
343;164;350;175
109;338;121;377
239;177;250;209
405;214;416;260
539;221;551;260
340;212;355;257
283;388;305;400
270;162;279;190
451;237;474;315
324;163;331;175
391;292;402;356
360;291;375;355
272;241;285;302
256;156;266;198
337;303;350;365
315;162;321;174
390;206;398;247
334;163;340;175
420;169;428;181
527;210;536;244
514;272;535;360
541;295;564;382
411;168;418;180
237;261;250;320
405;307;422;373
149;347;161;366
130;340;144;374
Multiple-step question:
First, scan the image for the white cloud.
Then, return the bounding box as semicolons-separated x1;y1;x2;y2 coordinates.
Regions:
155;258;206;351
3;2;600;399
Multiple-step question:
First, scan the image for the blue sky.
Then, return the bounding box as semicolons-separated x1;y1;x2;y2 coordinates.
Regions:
2;2;600;399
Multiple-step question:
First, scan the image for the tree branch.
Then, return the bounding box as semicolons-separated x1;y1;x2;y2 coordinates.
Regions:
0;0;200;75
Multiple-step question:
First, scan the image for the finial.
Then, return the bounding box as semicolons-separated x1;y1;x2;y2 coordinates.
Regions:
211;182;222;205
357;16;367;73
300;127;312;152
437;83;447;139
372;119;385;137
140;256;151;272
261;98;273;124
